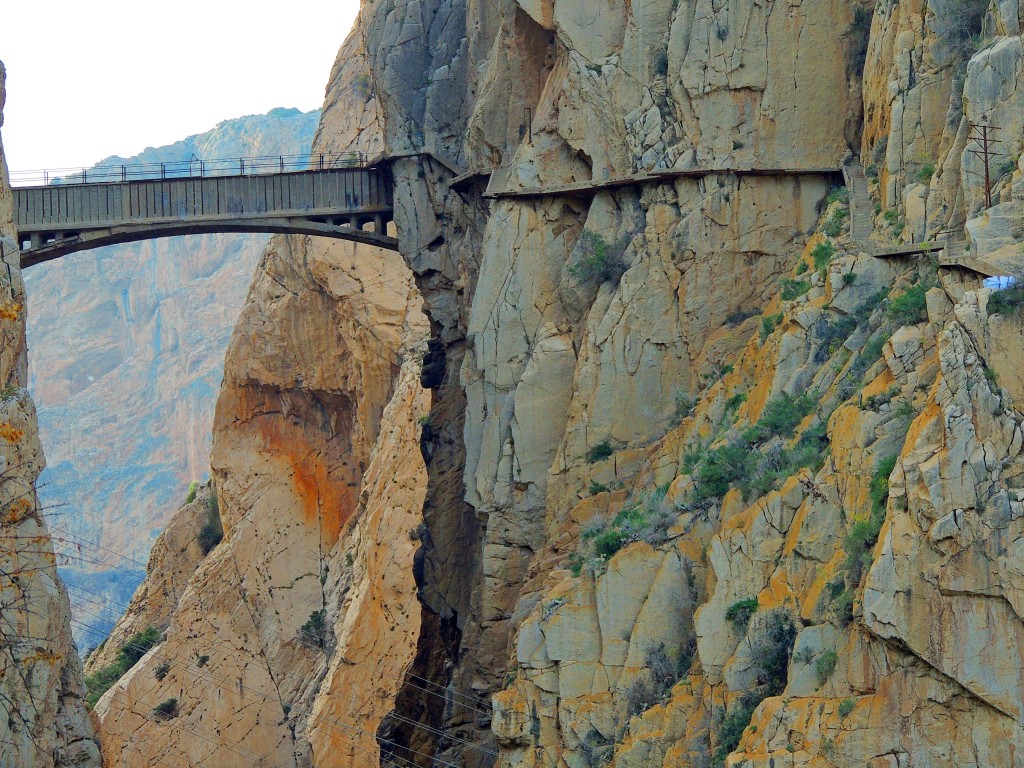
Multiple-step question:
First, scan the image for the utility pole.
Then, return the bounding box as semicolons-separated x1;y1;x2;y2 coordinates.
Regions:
966;120;1001;209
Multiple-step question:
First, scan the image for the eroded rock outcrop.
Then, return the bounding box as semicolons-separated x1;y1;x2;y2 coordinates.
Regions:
90;24;430;768
0;60;100;768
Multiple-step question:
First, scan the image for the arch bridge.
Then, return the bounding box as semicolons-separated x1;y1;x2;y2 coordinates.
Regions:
11;154;397;267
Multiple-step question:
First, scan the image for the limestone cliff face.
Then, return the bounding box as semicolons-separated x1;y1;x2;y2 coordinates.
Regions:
24;108;319;646
0;61;100;768
91;24;431;768
69;1;1024;765
350;0;1024;766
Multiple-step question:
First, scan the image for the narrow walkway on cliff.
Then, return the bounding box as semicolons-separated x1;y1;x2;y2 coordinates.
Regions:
842;160;998;276
11;153;396;266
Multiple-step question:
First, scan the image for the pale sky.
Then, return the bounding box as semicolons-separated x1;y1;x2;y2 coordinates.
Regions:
2;0;361;171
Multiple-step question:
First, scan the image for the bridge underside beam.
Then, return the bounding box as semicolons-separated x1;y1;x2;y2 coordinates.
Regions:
19;216;399;267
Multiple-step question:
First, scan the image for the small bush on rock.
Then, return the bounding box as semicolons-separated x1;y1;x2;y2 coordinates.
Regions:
154;661;170;681
586;441;614;463
570;231;631;285
300;609;327;649
153;698;179;720
725;598;759;631
887;284;928;326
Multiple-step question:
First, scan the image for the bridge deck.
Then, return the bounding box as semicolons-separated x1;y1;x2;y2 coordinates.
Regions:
15;167;396;265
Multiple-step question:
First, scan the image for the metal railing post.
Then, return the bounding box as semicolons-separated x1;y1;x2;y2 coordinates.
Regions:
240;158;245;175
82;169;87;183
280;156;284;173
319;154;324;170
122;166;127;182
161;163;166;180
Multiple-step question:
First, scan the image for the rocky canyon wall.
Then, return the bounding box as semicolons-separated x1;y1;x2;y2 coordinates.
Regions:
55;0;1024;766
353;0;1024;766
0;60;100;768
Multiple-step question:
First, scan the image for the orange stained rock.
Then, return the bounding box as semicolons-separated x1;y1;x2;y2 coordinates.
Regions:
764;566;798;610
801;548;847;620
861;366;896;399
0;423;24;442
256;414;359;548
0;302;22;321
2;497;33;524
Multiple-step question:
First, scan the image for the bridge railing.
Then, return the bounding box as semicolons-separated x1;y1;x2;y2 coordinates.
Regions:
9;152;368;187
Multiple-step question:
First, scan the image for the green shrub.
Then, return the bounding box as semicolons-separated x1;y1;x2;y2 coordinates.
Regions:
838;698;856;718
742;426;829;499
118;626;162;667
883;209;899;225
587;441;614;463
589;480;609;495
815;650;838;685
570;231;630;285
153;698;179;719
725;598;759;631
84;626;164;707
196;655;210;668
568;553;584;577
593;528;630;559
825;187;850;207
811;242;836;271
781;279;811;301
833;586;855;627
750;611;796;696
84;665;126;709
681;442;705;474
814;312;858;363
300;609;327;649
887;284;928;326
184;481;199;504
760;313;784;342
154;661;171;681
870;455;898;517
917;162;935;184
744;392;816;444
988;284;1024;316
695;442;755;500
998;159;1018;177
725;392;747;416
823;210;848;238
714;697;759;765
843;272;857;286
